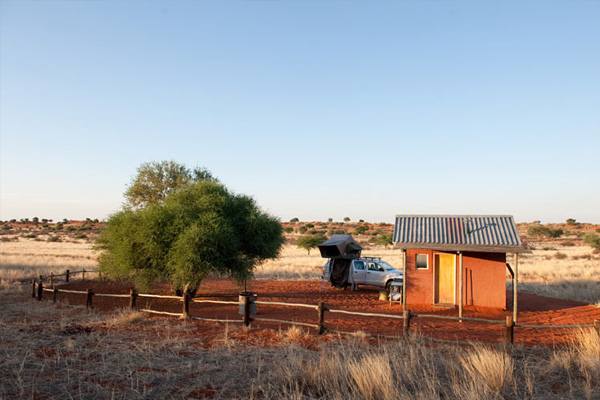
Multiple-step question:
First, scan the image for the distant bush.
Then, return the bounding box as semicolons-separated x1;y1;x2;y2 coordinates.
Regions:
354;225;369;235
328;229;347;235
74;234;88;239
370;233;393;247
305;223;314;228
343;217;350;222
47;236;62;242
77;227;91;231
42;224;50;229
358;219;364;223
283;226;294;233
23;234;37;239
298;226;308;234
9;219;16;223
583;233;600;251
327;218;333;223
297;234;327;255
307;229;318;235
527;226;563;239
566;218;577;225
289;217;299;223
66;226;76;232
595;228;600;234
553;252;568;260
2;225;11;231
55;222;63;230
562;241;576;247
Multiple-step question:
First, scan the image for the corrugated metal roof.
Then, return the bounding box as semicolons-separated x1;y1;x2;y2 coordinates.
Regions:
393;215;524;252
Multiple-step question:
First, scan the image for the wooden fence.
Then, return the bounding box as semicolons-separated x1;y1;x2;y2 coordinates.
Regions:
30;274;600;346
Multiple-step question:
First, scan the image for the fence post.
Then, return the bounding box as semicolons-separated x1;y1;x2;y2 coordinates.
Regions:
182;292;190;319
403;310;411;337
129;289;138;310
82;269;86;281
86;289;94;308
595;320;600;338
243;295;251;327
65;269;70;283
32;279;36;298
317;302;327;334
505;316;514;344
52;287;58;304
50;273;54;286
37;280;43;301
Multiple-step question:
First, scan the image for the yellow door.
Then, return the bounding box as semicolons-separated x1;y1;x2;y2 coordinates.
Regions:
435;254;455;304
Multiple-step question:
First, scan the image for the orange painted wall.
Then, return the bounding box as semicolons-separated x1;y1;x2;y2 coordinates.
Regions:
405;250;506;309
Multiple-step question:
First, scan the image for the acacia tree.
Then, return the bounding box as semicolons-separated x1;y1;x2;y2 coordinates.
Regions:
124;160;217;209
96;176;284;295
297;234;327;255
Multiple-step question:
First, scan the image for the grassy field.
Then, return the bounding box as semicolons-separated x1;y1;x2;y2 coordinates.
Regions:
1;222;599;399
2;228;599;305
0;287;598;399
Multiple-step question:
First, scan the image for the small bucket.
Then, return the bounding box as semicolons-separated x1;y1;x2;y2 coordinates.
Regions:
239;291;258;315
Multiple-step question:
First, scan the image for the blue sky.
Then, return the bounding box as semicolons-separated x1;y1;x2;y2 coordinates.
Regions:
1;1;599;223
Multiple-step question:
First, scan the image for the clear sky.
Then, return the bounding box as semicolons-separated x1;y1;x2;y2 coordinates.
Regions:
1;1;599;224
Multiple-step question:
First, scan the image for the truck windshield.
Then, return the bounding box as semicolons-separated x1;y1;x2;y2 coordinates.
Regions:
378;261;397;271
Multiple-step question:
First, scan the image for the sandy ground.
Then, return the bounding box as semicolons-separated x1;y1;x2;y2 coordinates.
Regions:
47;277;600;348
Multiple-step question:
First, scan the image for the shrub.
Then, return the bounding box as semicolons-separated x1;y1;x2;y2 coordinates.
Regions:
370;233;393;247
527;225;563;239
55;222;63;230
66;226;75;232
296;234;327;255
354;225;369;235
283;226;293;234
289;217;299;223
327;218;333;223
2;225;11;231
553;252;568;260
343;217;351;222
305;223;314;228
9;219;16;223
583;233;600;251
566;218;577;225
298;226;308;234
23;234;37;239
47;236;62;242
596;228;600;234
74;234;87;239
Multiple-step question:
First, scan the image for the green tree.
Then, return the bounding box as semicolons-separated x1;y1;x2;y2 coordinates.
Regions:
96;179;283;295
124;160;217;208
343;217;351;222
566;218;577;225
583;233;600;251
296;234;327;255
289;217;299;223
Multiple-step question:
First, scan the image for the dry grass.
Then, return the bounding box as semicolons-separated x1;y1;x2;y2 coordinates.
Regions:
1;288;599;399
2;235;599;305
515;244;600;305
0;236;98;287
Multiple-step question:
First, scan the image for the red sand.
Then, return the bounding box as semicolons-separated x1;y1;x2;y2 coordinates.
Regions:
54;278;600;348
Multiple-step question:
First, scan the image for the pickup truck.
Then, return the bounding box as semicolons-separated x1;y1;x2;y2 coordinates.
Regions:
324;257;403;291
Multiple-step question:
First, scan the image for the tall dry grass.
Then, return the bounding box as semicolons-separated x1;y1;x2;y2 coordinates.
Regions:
1;288;599;399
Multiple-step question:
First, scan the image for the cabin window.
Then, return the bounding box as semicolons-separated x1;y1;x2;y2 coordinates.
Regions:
354;261;365;270
416;254;429;270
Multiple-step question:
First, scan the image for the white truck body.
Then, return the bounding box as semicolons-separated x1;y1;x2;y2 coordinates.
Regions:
324;258;403;290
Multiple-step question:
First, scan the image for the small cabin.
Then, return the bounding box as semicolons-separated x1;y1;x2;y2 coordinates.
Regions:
393;215;527;310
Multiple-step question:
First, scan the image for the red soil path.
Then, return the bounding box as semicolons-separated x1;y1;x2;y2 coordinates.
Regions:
55;278;600;348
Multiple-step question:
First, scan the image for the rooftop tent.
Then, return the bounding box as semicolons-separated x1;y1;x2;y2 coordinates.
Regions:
318;235;363;259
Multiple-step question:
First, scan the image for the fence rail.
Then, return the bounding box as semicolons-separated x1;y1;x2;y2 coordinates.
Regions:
29;270;600;345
